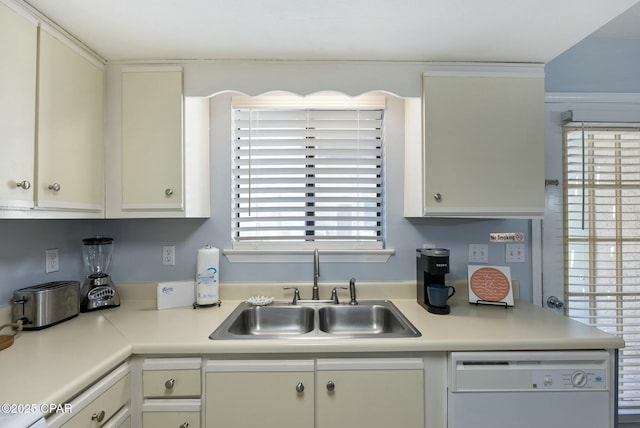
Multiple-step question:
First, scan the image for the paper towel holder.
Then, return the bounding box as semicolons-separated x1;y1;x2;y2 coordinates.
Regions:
193;300;222;309
195;245;221;309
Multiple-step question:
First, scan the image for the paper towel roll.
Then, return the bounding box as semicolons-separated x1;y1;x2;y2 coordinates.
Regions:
196;245;219;305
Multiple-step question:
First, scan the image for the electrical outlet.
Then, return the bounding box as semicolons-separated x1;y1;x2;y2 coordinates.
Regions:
46;248;59;273
163;246;176;266
469;244;489;263
506;243;525;263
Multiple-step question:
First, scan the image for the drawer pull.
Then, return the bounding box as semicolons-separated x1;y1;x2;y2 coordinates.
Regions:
326;380;335;392
179;423;189;428
91;410;106;422
295;382;304;393
48;183;61;192
165;378;176;389
165;188;174;197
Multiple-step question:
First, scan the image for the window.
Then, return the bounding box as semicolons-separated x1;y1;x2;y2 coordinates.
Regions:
564;125;640;415
231;94;385;250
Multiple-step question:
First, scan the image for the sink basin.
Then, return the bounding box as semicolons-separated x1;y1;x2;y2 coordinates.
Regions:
222;305;315;337
318;304;420;336
210;300;420;340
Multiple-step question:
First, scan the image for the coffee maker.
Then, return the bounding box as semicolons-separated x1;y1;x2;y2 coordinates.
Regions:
416;248;450;314
80;236;120;312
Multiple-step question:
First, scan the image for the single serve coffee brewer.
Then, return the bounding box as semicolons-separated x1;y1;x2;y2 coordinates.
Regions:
417;248;455;314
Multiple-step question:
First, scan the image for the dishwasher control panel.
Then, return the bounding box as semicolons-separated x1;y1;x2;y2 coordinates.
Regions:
532;369;607;390
450;350;611;393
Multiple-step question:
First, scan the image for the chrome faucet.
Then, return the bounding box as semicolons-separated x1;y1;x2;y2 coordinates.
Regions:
283;287;301;304
349;278;358;305
312;249;320;300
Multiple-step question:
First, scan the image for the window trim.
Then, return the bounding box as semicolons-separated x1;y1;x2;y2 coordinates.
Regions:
222;248;394;263
230;93;386;251
562;122;640;415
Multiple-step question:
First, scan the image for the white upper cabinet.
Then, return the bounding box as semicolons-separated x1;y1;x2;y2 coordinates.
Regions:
121;68;184;211
36;25;105;214
0;2;37;210
405;63;545;218
0;3;105;218
107;67;210;218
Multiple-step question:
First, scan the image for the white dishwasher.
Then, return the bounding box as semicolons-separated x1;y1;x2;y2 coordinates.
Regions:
448;350;614;428
0;410;47;427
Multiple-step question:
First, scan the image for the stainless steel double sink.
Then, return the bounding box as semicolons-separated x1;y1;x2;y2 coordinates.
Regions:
209;300;421;340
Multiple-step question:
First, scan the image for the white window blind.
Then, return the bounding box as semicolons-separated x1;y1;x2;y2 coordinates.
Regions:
231;96;384;250
564;125;640;414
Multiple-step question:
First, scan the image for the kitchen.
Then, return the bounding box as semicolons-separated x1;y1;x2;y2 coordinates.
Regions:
1;0;640;427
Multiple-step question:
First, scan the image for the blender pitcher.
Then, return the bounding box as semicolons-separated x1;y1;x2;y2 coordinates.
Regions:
80;236;120;312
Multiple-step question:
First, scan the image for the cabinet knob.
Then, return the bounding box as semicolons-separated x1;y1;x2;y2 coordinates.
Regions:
295;382;305;393
179;423;189;428
434;193;442;202
165;378;175;389
326;381;335;392
165;188;174;197
547;295;564;309
16;180;31;190
91;410;106;422
48;183;61;192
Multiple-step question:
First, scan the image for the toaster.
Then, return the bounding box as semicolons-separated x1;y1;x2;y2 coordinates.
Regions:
12;281;80;329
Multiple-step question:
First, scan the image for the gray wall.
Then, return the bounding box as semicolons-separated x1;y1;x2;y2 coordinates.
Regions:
545;37;640;93
4;34;638;306
0;220;91;303
0;85;531;305
95;92;532;298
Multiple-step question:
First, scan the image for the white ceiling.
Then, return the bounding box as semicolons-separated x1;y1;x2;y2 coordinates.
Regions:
22;0;640;63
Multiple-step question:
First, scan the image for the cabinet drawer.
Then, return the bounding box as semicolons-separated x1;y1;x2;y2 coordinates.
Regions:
143;369;201;398
101;406;130;428
62;373;131;428
143;411;200;428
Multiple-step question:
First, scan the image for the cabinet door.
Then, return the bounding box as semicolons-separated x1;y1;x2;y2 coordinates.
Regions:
37;26;104;212
0;2;36;209
121;69;183;211
61;374;130;428
317;360;424;428
205;361;314;428
422;65;544;218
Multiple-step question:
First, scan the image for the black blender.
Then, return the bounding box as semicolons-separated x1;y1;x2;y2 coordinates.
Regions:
80;236;120;312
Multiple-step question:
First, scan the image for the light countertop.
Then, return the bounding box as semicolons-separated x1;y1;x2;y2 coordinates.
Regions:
0;281;624;406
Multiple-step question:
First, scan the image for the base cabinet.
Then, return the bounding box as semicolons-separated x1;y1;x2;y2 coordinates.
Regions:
46;363;131;428
137;358;202;428
101;407;131;428
205;360;314;428
205;358;424;428
317;360;424;428
142;403;200;428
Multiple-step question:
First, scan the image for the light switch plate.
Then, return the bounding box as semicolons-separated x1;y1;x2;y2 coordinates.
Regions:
469;244;489;263
506;243;525;263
